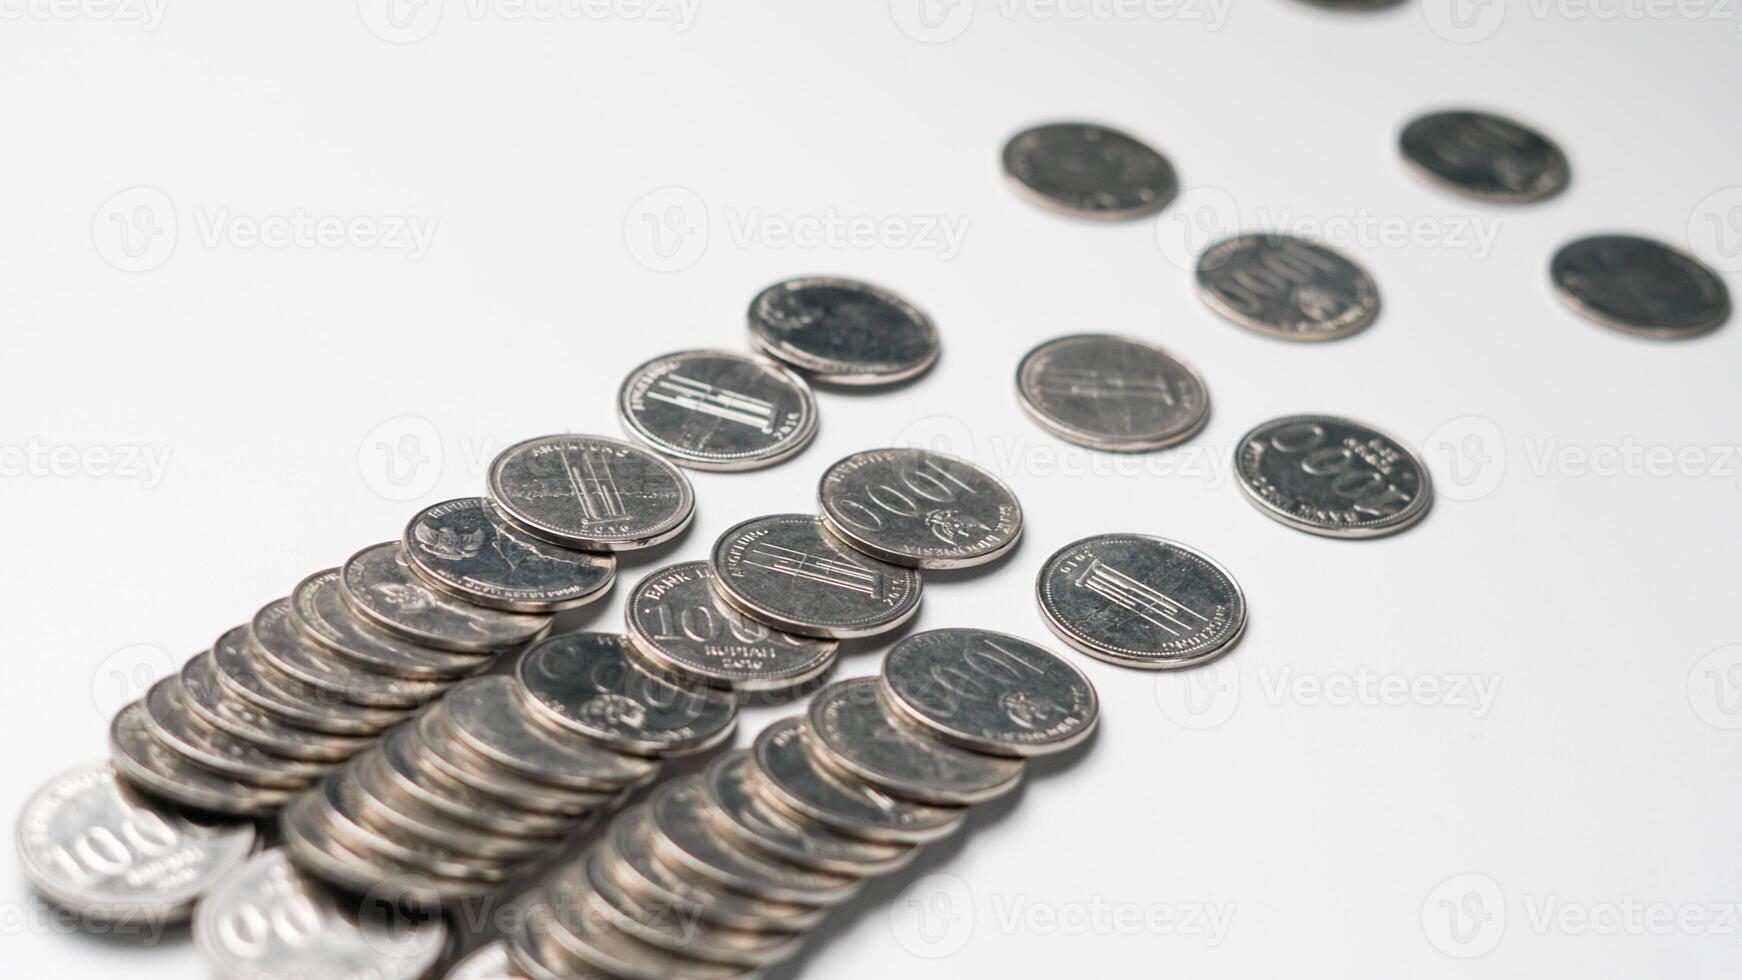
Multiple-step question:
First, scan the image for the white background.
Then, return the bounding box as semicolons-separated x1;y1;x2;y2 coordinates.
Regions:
4;1;1741;977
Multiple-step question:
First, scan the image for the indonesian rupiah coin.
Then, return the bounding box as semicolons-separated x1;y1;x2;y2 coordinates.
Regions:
1234;414;1434;538
109;703;295;817
747;277;940;386
750;718;965;844
487;434;696;551
444;942;513;980
515;632;738;756
1196;234;1381;342
179;652;370;762
291;569;491;680
817;448;1022;569
644;776;860;905
404;497;616;612
341;542;552;653
1550;234;1730;339
440;674;661;788
1037;533;1247;669
1400;109;1571;203
251;597;445;709
210;625;404;735
618;349;819;470
709;514;922;639
1016;334;1209;451
701;750;916;875
808;676;1024;805
1002;121;1178;220
140;676;330;787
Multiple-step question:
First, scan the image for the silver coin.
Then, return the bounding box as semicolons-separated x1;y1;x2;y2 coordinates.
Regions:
1037;533;1247;670
442;674;661;789
109;703;295;816
1234;414;1434;538
1551;234;1731;339
516;631;739;755
142;677;329;787
619;349;819;471
1002;121;1178;220
624;562;838;693
584;843;801;968
487;434;696;552
1400;109;1570;204
508;898;615;980
880;629;1099;757
352;752;552;862
1196;234;1381;342
211;625;405;735
1016;334;1210;451
404;497;617;613
808;676;1023;805
702;750;916;876
316;768;516;884
747;277;940;386
195;850;448;980
750;718;964;844
818;448;1022;570
292;568;492;680
526;882;743;980
372;726;575;838
413;708;619;817
646;776;860;905
710;514;922;639
181;652;369;762
342;542;552;653
16;762;258;922
446;941;515;980
253;598;445;709
279;793;490;905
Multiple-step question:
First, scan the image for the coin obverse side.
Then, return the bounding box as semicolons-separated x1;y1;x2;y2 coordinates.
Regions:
1550;234;1731;339
618;349;819;471
515;631;738;756
710;514;923;639
487;434;697;552
1002;121;1178;220
1037;533;1247;669
818;448;1023;569
809;677;1024;805
1016;334;1210;451
1196;234;1381;342
1400;109;1571;204
341;542;552;653
404;497;616;613
747;277;940;385
1234;414;1434;538
750;718;965;844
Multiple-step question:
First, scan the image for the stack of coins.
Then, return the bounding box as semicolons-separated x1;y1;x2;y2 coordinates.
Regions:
504;627;1099;978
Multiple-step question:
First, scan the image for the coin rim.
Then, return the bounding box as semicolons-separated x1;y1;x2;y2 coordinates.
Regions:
1194;233;1381;342
746;276;941;385
616;348;821;470
1233;413;1436;538
1015;333;1211;451
1399;108;1572;205
1549;233;1732;340
487;434;698;551
815;447;1025;569
708;514;925;639
1000;120;1180;221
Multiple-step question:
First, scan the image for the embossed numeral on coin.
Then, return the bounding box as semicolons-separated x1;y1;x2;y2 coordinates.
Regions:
913;638;1049;719
44;812;179;881
829;458;975;537
214;895;324;958
1209;239;1340;315
1266;422;1412;516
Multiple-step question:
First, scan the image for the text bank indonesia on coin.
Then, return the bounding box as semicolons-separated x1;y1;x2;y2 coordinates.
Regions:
818;447;1022;569
1400;109;1571;204
1551;234;1731;339
1037;533;1247;669
710;514;923;639
1235;414;1433;538
488;434;696;551
1197;234;1381;342
618;349;818;471
748;277;940;386
1017;334;1209;451
1002;121;1178;220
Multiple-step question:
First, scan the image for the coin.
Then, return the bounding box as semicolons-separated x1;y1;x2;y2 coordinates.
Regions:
413;708;617;817
441;674;660;789
880;629;1099;757
351;752;551;861
516;632;739;756
109;703;294;816
252;598;445;709
315;769;515;884
292;569;491;680
372;727;575;838
279;793;490;905
445;941;514;980
196;850;448;980
180;652;369;762
747;277;940;385
488;434;696;551
404;497;617;612
817;448;1022;569
646;777;860;905
528;881;744;980
342;542;552;653
1196;234;1381;342
1551;234;1731;339
1400;109;1570;204
751;718;964;844
141;677;328;787
1002;121;1178;220
211;625;404;735
1234;414;1434;537
1037;533;1247;669
702;750;916;876
508;897;615;980
710;514;923;639
17;762;258;922
808;676;1023;805
618;349;819;471
584;843;802;968
1016;334;1209;451
624;562;837;693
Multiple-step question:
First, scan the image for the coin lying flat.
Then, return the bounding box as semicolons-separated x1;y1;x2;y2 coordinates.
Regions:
445;941;514;980
404;497;616;613
702;750;915;876
646;777;860;905
808;676;1023;805
1002;121;1178;220
1196;234;1381;342
292;569;491;680
710;514;923;639
110;704;295;816
751;718;964;844
252;598;445;709
880;629;1100;757
342;542;552;653
624;562;838;693
180;652;369;762
1235;414;1434;538
817;448;1022;569
17;762;258;923
1400;109;1570;204
1037;534;1247;669
442;674;661;788
516;632;738;756
1016;334;1209;451
488;434;696;551
747;277;940;386
1551;234;1731;339
619;349;819;471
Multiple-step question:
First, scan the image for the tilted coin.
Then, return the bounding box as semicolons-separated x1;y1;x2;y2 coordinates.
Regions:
1291;0;1405;9
1551;234;1731;339
253;598;445;709
372;726;575;838
525;881;744;980
516;632;738;756
1196;234;1381;342
16;762;258;922
751;718;964;844
508;898;615;980
1400;109;1570;204
646;776;860;905
441;674;660;789
703;750;916;876
1002;121;1178;220
445;941;514;980
342;542;552;653
710;514;922;639
624;561;837;693
352;752;551;862
142;677;328;787
279;793;490;905
180;652;369;762
747;277;940;385
1016;334;1209;451
809;676;1023;805
1037;534;1247;669
404;497;617;612
413;709;617;817
315;769;515;884
619;349;819;471
583;843;802;968
487;434;696;551
880;628;1099;757
292;569;491;680
1234;414;1434;538
110;703;295;817
818;448;1022;569
211;625;404;735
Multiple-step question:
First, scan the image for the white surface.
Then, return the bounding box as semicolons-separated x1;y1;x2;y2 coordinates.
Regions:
4;3;1740;977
